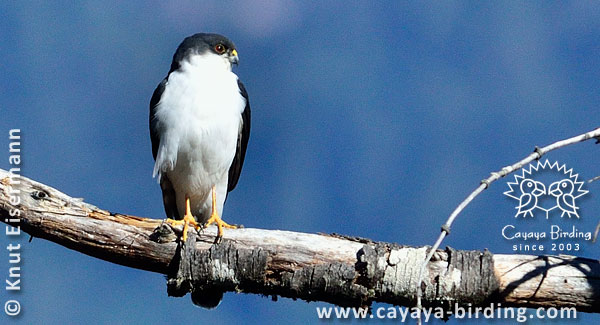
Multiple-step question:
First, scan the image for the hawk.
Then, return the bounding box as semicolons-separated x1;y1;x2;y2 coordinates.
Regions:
150;33;251;244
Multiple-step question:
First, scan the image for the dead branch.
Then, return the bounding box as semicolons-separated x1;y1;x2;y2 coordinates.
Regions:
1;169;599;313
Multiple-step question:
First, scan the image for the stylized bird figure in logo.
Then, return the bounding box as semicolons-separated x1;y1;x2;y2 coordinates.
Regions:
515;178;545;218
548;179;580;218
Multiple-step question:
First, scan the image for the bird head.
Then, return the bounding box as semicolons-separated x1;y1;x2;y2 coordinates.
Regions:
520;179;546;196
169;33;240;73
549;179;574;197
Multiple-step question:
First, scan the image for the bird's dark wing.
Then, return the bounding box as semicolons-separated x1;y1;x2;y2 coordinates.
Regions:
149;78;181;219
150;78;167;160
160;175;181;220
227;79;251;192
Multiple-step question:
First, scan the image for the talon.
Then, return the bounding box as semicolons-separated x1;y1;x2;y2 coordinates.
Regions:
204;185;236;241
166;197;199;242
205;212;237;240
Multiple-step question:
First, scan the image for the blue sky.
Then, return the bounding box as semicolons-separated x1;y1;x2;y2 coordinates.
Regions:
1;1;599;324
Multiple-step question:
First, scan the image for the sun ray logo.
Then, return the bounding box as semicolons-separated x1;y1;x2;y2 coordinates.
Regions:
504;160;588;219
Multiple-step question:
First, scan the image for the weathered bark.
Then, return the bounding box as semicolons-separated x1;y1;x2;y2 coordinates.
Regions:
1;169;599;312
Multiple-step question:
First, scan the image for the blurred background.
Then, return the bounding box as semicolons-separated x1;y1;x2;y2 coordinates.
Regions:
1;1;599;323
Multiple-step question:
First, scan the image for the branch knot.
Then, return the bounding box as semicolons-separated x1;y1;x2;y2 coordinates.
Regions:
533;146;543;160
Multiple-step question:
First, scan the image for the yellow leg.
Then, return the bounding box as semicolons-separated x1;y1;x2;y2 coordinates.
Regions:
204;185;236;240
166;197;199;242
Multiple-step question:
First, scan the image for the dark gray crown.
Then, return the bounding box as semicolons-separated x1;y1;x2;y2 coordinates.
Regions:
169;33;236;72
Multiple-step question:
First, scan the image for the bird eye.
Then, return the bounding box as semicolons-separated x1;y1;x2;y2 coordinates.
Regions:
562;182;567;188
214;44;226;54
527;181;533;187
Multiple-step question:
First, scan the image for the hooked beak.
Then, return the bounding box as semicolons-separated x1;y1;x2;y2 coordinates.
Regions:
229;49;239;65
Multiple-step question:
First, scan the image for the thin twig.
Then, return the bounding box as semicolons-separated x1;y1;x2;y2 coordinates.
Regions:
593;221;600;243
415;127;600;324
589;175;600;184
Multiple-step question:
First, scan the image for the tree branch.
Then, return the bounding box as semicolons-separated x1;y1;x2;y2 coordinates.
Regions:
1;169;599;313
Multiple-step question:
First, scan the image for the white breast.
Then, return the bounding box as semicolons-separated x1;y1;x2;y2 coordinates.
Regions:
152;53;245;217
